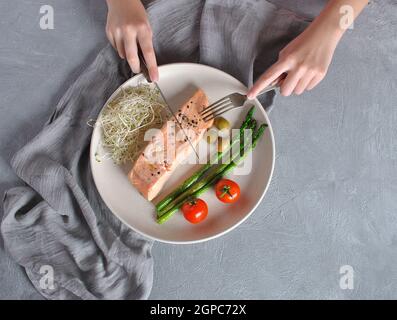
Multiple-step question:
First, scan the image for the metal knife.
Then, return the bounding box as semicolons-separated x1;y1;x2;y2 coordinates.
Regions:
137;49;200;160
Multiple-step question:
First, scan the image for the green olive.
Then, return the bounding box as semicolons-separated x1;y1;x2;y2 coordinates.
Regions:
206;128;218;144
214;117;230;131
217;136;230;153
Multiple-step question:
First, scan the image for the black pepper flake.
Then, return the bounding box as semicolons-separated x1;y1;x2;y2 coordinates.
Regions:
157;171;160;174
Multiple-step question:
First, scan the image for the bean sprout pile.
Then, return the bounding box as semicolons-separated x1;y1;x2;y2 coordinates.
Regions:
97;84;166;164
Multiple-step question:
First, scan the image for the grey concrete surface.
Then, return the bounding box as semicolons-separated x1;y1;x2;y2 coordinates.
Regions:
1;0;396;299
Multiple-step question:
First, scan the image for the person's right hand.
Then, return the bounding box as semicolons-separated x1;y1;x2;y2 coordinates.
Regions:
106;0;158;81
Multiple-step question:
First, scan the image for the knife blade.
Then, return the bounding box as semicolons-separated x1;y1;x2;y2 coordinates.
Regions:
137;49;200;160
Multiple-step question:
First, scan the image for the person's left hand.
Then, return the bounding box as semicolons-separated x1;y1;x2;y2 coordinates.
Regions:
247;21;340;98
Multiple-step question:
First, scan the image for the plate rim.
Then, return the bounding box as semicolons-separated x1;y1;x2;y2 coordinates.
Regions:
90;62;276;244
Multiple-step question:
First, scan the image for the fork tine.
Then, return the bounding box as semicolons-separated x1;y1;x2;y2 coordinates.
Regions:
200;96;231;115
203;103;235;122
201;100;232;117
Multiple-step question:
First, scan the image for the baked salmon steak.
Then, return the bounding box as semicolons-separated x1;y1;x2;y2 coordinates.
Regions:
129;89;213;201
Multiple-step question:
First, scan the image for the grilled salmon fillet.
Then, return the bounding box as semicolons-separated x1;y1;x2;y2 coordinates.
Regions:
129;89;213;201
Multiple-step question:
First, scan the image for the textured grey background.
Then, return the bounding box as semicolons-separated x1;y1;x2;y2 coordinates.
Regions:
1;0;396;299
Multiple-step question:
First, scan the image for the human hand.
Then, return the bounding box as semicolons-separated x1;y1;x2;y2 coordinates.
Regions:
247;19;341;98
106;0;158;81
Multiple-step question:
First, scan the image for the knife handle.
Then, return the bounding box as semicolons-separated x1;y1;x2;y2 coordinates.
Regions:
137;48;152;83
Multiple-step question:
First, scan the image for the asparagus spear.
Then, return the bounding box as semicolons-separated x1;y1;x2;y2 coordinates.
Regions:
157;119;257;216
155;106;255;212
157;123;267;224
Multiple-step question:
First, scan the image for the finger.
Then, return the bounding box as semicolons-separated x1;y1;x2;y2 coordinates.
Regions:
280;68;305;96
124;35;140;74
106;29;116;50
138;32;159;82
114;31;126;59
247;60;288;99
307;73;325;91
294;72;315;95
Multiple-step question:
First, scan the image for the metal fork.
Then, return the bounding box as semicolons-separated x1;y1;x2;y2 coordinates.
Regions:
201;82;280;122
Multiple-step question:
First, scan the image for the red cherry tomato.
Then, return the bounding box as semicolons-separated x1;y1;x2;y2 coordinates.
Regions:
215;179;241;203
181;198;208;224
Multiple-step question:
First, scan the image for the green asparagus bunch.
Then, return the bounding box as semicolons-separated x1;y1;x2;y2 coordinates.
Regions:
156;107;268;224
155;106;255;212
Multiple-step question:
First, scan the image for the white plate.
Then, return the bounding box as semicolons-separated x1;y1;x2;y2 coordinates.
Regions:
90;63;275;244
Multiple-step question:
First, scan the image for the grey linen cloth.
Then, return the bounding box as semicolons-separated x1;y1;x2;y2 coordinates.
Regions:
1;0;309;299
